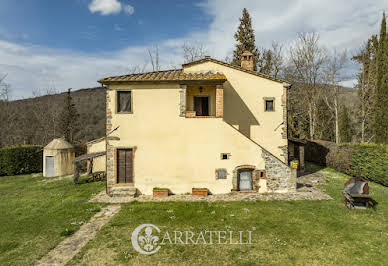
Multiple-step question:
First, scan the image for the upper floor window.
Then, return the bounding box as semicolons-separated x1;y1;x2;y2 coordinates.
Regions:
117;91;132;113
264;97;275;112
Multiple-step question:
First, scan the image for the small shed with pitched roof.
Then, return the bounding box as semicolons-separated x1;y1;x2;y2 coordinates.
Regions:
43;138;75;177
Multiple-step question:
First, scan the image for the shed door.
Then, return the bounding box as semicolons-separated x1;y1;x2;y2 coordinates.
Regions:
239;170;253;191
45;156;55;177
117;149;133;183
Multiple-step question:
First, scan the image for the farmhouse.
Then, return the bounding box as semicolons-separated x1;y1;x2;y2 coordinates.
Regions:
98;52;296;196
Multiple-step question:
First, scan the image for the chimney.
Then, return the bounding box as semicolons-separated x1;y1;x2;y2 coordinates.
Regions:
241;51;254;71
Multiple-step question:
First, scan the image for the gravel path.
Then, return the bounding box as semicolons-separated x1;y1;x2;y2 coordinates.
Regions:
89;171;332;203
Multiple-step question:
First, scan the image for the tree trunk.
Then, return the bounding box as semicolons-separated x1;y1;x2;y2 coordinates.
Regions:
334;90;339;144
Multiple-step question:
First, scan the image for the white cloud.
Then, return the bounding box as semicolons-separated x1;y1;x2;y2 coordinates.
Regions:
123;4;135;15
0;40;182;99
88;0;134;16
193;0;386;59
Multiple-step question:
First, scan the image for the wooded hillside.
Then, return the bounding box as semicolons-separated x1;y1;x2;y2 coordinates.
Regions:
0;87;105;148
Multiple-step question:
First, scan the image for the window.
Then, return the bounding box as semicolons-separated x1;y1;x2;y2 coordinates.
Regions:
216;169;227;179
264;97;275;112
221;153;230;160
117;91;132;113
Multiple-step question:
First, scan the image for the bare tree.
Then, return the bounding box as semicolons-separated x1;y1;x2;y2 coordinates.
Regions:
270;41;284;79
128;64;147;74
148;45;161;71
323;49;347;144
0;74;14;147
287;32;327;140
182;42;208;63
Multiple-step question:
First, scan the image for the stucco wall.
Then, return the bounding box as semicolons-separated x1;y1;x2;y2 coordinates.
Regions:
106;84;266;195
87;139;106;172
43;149;75;177
184;62;287;161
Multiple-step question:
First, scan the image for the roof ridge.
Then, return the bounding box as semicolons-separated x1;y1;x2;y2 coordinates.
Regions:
182;57;289;84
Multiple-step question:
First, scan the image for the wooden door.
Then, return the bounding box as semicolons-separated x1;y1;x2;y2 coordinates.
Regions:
117;149;133;183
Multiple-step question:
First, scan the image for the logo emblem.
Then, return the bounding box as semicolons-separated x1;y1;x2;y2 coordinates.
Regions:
131;224;161;255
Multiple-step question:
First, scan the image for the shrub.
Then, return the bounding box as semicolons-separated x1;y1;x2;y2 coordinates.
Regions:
350;144;388;186
0;146;43;176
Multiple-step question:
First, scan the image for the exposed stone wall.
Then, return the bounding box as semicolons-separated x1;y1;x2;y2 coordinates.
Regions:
280;83;289;162
179;85;186;117
106;89;114;195
261;150;296;193
215;85;223;118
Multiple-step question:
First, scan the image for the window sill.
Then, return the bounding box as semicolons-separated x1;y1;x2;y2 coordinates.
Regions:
185;116;216;118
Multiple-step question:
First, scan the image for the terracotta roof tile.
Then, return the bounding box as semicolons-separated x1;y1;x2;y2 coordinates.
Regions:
99;69;226;84
182;57;289;84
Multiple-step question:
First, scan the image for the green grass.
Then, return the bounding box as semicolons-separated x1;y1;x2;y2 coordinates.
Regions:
0;174;105;266
69;164;388;266
1;166;388;266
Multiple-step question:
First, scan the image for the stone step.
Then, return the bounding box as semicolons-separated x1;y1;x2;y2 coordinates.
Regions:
111;192;136;198
110;186;137;197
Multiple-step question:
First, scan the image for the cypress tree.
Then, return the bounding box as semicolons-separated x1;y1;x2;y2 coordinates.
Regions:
374;13;388;143
339;105;352;143
58;88;79;143
232;8;259;70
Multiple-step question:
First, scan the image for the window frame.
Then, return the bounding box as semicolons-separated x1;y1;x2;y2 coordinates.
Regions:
263;97;275;112
220;153;230;160
215;168;228;180
116;90;133;114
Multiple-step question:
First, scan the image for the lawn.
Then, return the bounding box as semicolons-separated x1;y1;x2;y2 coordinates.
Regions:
1;166;388;266
69;164;388;266
0;174;105;266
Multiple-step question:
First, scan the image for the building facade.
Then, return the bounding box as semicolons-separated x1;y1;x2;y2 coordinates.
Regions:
99;52;295;196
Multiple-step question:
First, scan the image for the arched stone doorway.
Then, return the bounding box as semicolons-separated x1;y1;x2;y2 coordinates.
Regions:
232;165;255;191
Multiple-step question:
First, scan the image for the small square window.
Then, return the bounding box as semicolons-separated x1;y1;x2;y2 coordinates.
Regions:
265;100;274;111
216;169;227;179
264;98;275;112
220;153;230;160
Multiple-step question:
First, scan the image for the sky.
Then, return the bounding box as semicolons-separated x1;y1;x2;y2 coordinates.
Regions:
0;0;387;99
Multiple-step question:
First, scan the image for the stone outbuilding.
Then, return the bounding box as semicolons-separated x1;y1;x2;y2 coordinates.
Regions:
43;138;75;177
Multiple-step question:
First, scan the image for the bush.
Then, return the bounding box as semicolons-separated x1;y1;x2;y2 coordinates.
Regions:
305;141;388;186
350;144;388;186
0;146;43;176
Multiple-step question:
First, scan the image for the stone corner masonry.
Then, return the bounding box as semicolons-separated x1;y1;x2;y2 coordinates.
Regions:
261;150;296;193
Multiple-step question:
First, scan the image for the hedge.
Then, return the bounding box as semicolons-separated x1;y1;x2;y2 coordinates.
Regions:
350;144;388;186
305;141;388;186
0;146;43;176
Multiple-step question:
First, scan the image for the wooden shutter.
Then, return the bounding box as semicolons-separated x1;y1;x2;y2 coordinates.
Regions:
117;149;133;183
117;150;126;183
125;150;133;183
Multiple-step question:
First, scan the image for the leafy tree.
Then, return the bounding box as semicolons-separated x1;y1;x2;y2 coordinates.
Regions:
373;12;388;143
58;88;79;143
339;105;352;143
352;35;378;142
232;8;259;70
